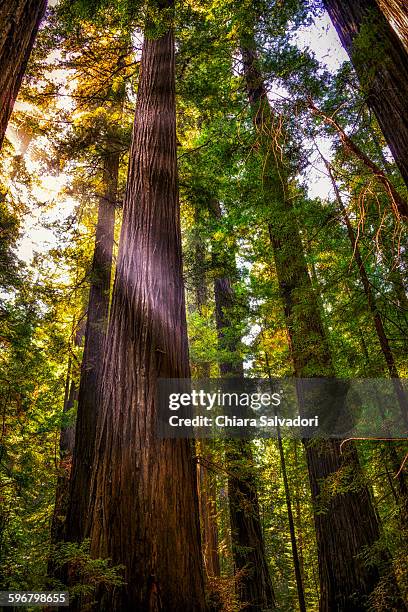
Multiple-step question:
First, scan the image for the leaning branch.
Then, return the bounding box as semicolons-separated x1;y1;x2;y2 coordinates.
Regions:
308;99;408;221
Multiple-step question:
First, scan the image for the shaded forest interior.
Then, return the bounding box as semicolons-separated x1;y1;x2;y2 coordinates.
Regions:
1;0;408;610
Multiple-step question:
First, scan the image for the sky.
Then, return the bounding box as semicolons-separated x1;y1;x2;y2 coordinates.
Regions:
8;5;349;265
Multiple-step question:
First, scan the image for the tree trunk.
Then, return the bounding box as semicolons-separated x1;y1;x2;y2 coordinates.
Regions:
326;161;408;524
264;352;306;612
240;32;405;612
65;151;118;544
87;7;207;610
308;100;408;221
197;444;221;579
0;0;47;149
191;209;221;581
377;0;408;49
225;440;276;612
211;201;276;612
322;0;408;188
49;365;77;549
326;162;408;428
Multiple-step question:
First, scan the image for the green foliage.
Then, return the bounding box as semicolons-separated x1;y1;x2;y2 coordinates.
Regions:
50;540;125;603
1;0;408;607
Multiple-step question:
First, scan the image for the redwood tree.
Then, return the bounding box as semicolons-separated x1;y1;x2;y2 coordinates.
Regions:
378;0;408;48
0;0;47;149
65;150;119;543
322;0;408;188
211;201;277;612
87;2;207;610
240;27;405;611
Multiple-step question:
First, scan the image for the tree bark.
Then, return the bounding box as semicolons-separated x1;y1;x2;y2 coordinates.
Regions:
211;201;276;612
225;440;276;612
87;7;207;610
0;0;47;149
197;443;221;579
49;364;77;549
322;0;408;188
377;0;408;49
240;32;405;612
64;151;119;544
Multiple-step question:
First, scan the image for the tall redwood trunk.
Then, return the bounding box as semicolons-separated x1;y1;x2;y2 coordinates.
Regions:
48;318;85;578
322;0;408;188
64;151;119;544
0;0;47;149
240;32;405;611
211;202;276;612
50;365;77;548
87;6;207;610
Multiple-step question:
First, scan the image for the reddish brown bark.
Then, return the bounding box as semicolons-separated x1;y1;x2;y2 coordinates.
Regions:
377;0;408;49
65;151;119;544
323;0;408;188
0;0;47;149
87;8;207;610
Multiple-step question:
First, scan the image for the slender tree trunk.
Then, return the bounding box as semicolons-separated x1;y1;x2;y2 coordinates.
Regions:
240;32;405;611
264;352;307;612
192;209;221;581
293;440;306;583
326;162;408;523
326;163;408;424
308;100;408;221
87;7;207;610
377;0;408;49
0;0;47;149
197;444;221;579
48;318;85;578
224;439;276;612
65;151;118;545
211;201;276;611
322;0;408;188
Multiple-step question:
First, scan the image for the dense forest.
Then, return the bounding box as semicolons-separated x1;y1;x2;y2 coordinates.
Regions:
0;0;408;610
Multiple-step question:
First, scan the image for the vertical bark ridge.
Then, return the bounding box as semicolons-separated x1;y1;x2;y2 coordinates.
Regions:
88;12;207;611
65;151;119;544
323;0;408;188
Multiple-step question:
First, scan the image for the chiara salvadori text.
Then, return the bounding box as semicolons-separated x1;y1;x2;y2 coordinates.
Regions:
168;415;319;428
